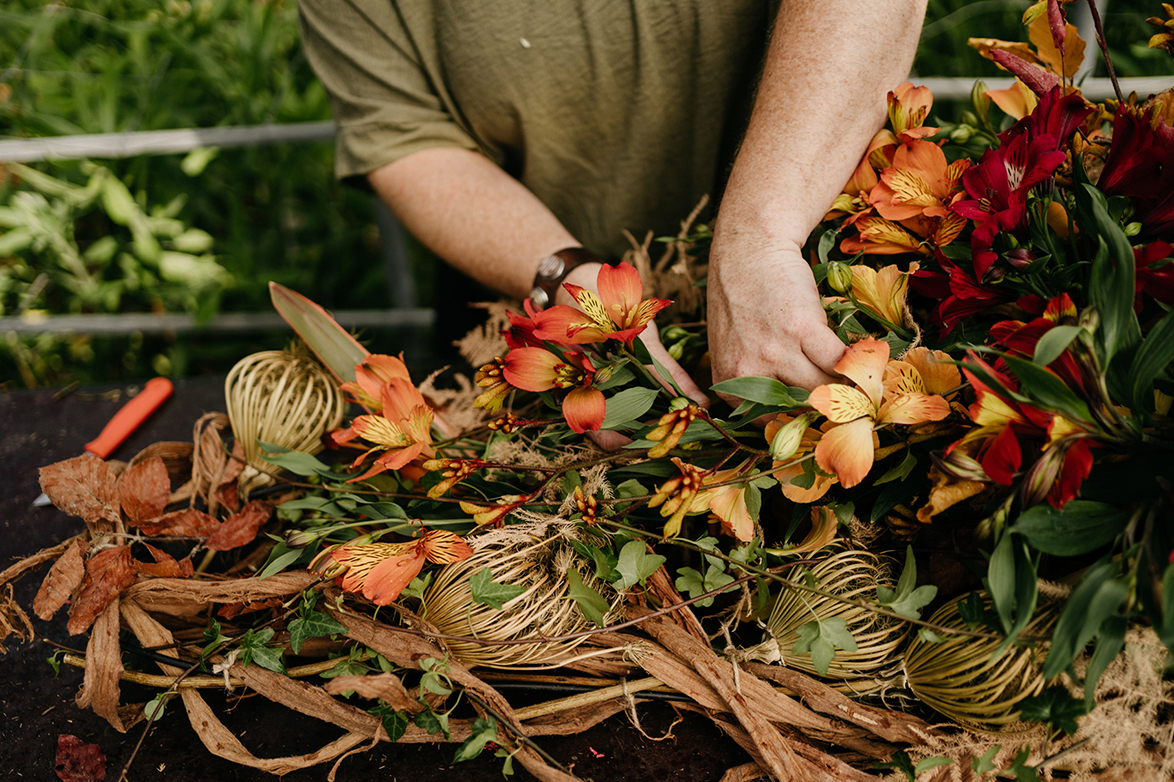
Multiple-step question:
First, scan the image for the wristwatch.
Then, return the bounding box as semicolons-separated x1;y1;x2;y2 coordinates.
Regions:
528;247;601;310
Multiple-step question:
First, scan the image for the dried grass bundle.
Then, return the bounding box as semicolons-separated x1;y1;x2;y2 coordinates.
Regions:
766;548;909;686
903;592;1057;729
224;348;345;494
420;525;620;669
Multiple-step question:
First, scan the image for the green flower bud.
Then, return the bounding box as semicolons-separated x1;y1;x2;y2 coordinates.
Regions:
949;125;974;144
769;412;818;462
667;341;685;361
1124;221;1142;237
826;262;853;294
669;396;693;412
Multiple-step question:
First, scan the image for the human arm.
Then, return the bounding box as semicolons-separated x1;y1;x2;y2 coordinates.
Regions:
369;148;708;403
707;0;928;391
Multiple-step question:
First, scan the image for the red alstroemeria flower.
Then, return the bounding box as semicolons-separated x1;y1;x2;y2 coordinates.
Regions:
1135;241;1174;306
502;347;605;433
910;249;1016;336
314;529;473;605
952;131;1067;281
535;262;670;347
808;338;951;488
988;293;1098;404
1098;102;1174;241
504;298;548;350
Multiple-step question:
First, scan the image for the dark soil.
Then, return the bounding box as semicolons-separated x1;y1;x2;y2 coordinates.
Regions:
0;376;747;781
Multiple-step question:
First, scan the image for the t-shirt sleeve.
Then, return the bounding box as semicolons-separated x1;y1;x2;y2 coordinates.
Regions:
298;0;483;183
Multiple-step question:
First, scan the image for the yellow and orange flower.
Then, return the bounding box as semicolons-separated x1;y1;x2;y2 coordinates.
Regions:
870;140;969;224
334;359;436;482
501;347;605;433
535;262;670;347
339;353;413;412
887;82;938;142
849;262;918;328
314;529;473;605
807;338;952;488
764;414;838;503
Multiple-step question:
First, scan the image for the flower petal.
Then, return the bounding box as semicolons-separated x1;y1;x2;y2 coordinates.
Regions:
363;549;426;605
879;393;951;425
833;338;890;406
534;304;608;344
814;417;877;489
502;347;562;391
562;386;606;433
808;383;874;424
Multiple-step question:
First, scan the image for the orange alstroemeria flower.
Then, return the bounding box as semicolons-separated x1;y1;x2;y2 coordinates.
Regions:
986;79;1039;121
808;338;952;488
888;82;938;142
535;262;670;347
339;354;413;411
315;529;473;606
502;347;605;433
334;359;436;482
849;263;918;328
692;462;760;542
840;215;927;256
871;140;969;223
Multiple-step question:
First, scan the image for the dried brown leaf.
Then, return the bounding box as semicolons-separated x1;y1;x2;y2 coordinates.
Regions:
34;538;89;620
55;734;107;782
138;507;220;538
75;597;126;732
204;499;273;551
68;547;137;636
39;455;121;531
134;543;194;579
117;457;170;526
324;672;422;713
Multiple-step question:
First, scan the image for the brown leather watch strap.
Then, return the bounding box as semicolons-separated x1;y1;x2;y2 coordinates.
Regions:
528;247;603;310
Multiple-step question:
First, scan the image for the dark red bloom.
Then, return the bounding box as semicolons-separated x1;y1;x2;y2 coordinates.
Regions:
952;132;1067;280
1135;241;1174;306
1098;104;1174;241
911;249;1015;336
504;298;549;350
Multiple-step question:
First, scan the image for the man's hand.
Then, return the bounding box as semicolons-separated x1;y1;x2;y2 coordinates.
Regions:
708;240;844;393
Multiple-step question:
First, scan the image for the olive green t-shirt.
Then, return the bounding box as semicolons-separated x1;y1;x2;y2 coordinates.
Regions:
298;0;776;260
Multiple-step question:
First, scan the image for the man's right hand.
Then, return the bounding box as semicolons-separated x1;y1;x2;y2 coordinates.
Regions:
707;239;844;396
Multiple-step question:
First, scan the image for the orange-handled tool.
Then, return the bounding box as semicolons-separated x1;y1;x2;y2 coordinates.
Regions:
83;377;174;459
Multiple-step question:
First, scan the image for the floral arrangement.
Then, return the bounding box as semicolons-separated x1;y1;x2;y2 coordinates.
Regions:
9;2;1174;780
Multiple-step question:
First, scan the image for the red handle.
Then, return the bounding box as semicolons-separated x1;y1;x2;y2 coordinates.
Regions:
84;377;174;459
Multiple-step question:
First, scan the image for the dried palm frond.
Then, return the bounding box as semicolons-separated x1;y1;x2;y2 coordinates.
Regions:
904;592;1058;729
766;548;910;689
420;525;621;669
225;348;345;495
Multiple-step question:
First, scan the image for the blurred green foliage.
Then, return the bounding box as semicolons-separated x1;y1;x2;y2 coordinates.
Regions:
0;0;1167;388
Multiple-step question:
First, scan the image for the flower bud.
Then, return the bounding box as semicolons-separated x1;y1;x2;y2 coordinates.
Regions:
826;262;853;294
981;265;1006;285
1005;247;1036;271
668;341;685;361
949;125;974;144
931;450;989;483
769;412;817;462
669;396;693;412
1020;445;1065;508
968;80;990;125
1124;221;1142;237
285;529;326;548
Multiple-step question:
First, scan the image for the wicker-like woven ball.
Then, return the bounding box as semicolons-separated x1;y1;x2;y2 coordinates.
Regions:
225;349;345;494
420;528;619;669
767;548;910;685
904;592;1057;729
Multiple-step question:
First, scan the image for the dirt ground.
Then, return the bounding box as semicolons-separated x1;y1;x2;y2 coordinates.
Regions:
0;377;747;781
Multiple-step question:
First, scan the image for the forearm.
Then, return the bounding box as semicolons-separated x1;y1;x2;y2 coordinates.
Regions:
368;147;585;301
715;0;927;251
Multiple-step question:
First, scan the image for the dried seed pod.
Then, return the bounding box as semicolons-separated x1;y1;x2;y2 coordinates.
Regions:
420;526;620;669
225;348;345;495
903;592;1057;729
767;548;910;686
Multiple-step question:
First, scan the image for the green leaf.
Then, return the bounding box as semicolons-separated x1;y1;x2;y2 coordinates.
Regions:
144;694;169;722
240;628;286;674
873;750;916;781
1078;186;1141;368
972;746;1001;774
914;757;954;775
1019;686;1090;736
270;281;369;385
1043;559;1128;679
256;445;334;476
793;617;857;676
613;540;666;591
1127;306;1174;420
566;568;610;627
710;376;808;408
600;387;660;430
414;708;451;740
1032;324;1083;367
288;611;348;654
1007;748;1041;782
874;450;916;486
1012;500;1129;556
256;545;304;579
379;709;410;743
470;567;526;610
674;565;736;608
1083;615;1127;704
630;337;684;396
987;533;1017;634
1002;355;1093;423
453;715;498;763
569;539;618;582
878;546;937;621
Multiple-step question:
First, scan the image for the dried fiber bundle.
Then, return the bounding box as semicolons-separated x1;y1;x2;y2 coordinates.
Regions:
767;548;909;686
225;348;345;495
904;592;1058;729
420;525;620;669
